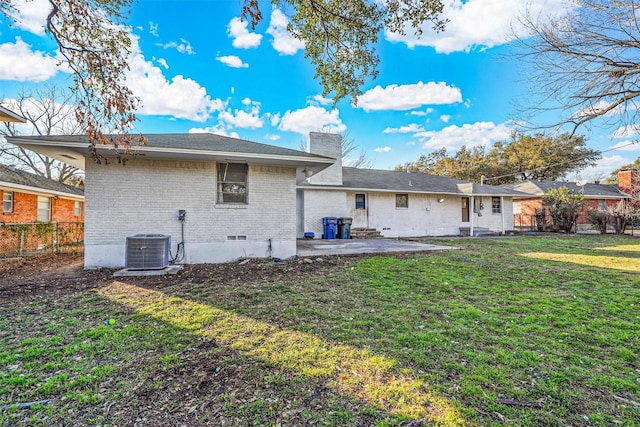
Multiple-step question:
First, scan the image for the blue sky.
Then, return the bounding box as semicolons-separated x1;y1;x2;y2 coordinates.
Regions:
1;0;638;179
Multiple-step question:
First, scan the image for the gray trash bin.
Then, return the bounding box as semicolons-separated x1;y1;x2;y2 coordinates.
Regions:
337;217;352;239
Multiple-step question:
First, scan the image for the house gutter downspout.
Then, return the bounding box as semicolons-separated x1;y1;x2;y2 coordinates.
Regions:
500;196;505;234
469;195;475;237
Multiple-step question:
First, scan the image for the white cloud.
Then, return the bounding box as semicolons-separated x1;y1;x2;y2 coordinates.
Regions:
267;9;305;55
417;121;511;151
440;114;451;123
158;39;195;54
155;58;168;69
612;125;640;139
228;17;262;49
11;0;49;34
264;134;281;141
216;55;248;68
383;123;425;134
218;103;263;129
126;35;223;122
149;21;159;37
572;155;633;181
385;0;568;53
357;82;462;112
308;94;333;106
279;106;346;134
410;108;434;116
188;126;239;139
269;113;281;127
0;38;62;82
374;146;392;153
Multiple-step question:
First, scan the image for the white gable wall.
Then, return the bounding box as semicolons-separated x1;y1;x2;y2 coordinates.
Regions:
85;159;297;268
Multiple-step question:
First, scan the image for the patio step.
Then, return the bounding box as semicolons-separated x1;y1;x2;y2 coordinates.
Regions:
459;227;498;237
350;227;382;239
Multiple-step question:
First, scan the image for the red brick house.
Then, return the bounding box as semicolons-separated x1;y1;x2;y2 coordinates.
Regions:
0;164;84;224
503;170;637;230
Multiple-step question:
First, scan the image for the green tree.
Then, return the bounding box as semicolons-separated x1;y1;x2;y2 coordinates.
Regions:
1;0;447;155
500;133;600;181
543;187;585;233
396;133;600;184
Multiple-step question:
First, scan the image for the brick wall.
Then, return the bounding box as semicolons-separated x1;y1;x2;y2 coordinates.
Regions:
515;198;620;227
618;169;639;195
84;158;297;267
1;189;84;223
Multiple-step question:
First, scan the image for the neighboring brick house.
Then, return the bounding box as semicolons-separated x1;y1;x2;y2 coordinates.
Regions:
618;169;640;205
7;133;335;267
0;164;84;224
502;173;634;230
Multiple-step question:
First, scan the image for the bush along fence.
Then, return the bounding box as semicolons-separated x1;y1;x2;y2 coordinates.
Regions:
514;210;640;235
0;222;84;258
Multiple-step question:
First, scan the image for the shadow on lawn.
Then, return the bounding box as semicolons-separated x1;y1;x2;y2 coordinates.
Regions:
99;280;471;426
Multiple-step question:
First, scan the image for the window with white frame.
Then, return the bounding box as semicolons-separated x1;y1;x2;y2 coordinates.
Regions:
37;196;51;222
217;163;248;204
396;193;408;208
74;200;83;217
2;191;13;213
492;197;501;213
598;199;606;212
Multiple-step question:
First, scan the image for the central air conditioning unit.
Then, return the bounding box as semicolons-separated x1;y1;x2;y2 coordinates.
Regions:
126;234;171;270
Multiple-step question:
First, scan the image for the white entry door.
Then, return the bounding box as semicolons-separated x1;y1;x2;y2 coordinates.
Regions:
352;193;368;228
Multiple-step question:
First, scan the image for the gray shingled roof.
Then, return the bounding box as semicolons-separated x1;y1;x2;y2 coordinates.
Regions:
300;167;529;196
8;133;331;159
502;180;626;198
0;164;83;197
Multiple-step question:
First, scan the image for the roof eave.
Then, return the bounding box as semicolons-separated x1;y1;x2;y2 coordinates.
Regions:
8;139;336;169
0;181;84;200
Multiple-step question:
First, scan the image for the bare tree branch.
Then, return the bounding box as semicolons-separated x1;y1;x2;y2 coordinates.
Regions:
514;0;640;135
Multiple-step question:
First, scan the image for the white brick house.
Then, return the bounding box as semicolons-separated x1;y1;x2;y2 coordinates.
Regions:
9;132;527;267
298;132;526;238
9;133;334;267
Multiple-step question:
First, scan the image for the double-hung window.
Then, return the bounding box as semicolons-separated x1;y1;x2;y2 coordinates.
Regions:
217;163;248;204
37;196;51;222
2;191;13;213
492;197;501;214
74;200;83;217
396;193;409;208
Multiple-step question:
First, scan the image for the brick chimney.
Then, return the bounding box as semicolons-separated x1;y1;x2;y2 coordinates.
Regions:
307;132;343;185
618;169;639;196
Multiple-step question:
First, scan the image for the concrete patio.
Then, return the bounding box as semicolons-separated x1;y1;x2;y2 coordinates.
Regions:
297;238;457;257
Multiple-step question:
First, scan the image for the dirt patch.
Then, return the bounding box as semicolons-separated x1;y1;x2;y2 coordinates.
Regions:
1;252;397;426
0;252;361;302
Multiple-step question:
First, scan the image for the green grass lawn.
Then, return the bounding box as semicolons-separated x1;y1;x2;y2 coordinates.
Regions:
1;234;639;426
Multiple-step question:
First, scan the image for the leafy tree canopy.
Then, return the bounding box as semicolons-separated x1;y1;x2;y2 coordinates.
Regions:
395;133;601;184
1;0;447;156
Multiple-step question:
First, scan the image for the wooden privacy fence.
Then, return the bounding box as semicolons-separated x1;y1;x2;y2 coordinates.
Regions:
0;222;84;258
